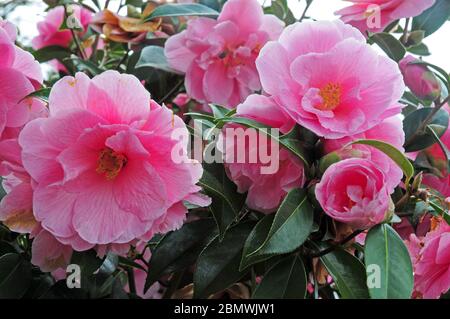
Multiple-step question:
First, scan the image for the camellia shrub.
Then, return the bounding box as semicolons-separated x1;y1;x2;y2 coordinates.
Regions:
1;0;450;300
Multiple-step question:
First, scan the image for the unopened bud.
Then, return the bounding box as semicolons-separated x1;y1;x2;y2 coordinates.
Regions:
399;55;441;102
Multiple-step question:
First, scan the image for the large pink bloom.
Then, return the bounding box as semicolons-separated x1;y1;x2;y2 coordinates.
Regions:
256;20;404;139
336;0;435;34
32;5;93;72
410;222;450;299
19;70;209;250
322;115;405;189
316;158;394;229
0;28;43;140
165;0;284;107
218;94;305;213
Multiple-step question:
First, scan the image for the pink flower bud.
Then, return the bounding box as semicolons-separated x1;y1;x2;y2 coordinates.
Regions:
399;55;441;101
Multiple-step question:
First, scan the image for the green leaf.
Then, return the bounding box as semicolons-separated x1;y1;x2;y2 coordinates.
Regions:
33;45;71;64
370;33;406;62
412;0;450;37
364;224;414;299
407;42;431;56
252;255;307;299
194;222;254;298
72;56;104;75
199;163;246;239
240;215;275;270
70;249;104;291
351;139;414;185
135;46;179;73
220;117;310;167
209;104;234;119
145;219;216;290
199;0;225;11
404;107;449;152
0;253;32;298
315;245;369;299
144;3;219;21
243;189;313;265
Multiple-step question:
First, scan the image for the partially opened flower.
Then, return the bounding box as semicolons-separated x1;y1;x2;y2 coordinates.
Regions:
218;94;305;213
256;20;404;139
165;0;285;107
322;115;405;189
316;158;395;229
335;0;435;34
19;70;208;250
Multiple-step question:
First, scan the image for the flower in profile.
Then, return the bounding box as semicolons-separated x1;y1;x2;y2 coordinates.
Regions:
335;0;435;34
19;70;209;250
165;0;285;107
316;158;395;229
256;20;404;139
218;94;305;213
32;5;94;72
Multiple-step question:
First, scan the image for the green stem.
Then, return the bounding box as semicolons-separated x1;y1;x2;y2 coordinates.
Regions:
300;0;313;22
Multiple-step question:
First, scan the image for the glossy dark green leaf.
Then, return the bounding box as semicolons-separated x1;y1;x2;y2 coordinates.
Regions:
145;219;216;290
0;253;32;298
240;215;275;270
364;224;414;299
412;0;450;37
199;163;246;238
70;249;104;291
404;107;449;152
33;45;71;64
316;244;369;299
135;46;178;73
194;222;254;298
252;255;307;299
144;3;219;21
371;33;406;61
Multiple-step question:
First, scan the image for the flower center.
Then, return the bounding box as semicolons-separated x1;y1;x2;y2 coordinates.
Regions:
318;83;341;110
96;148;127;180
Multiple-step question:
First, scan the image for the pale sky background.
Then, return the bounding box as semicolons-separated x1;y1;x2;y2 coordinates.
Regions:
6;0;450;71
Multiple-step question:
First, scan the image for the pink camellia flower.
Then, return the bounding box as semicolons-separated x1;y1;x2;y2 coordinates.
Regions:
19;70;209;251
165;0;285;107
335;0;435;34
410;222;450;299
0;26;43;141
31;226;73;275
0;17;17;41
256;20;404;139
399;55;441;101
218;94;305;213
316;158;395;229
32;5;93;72
322;115;405;189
